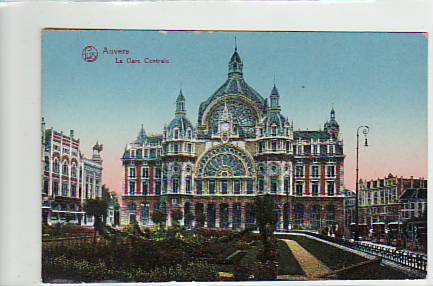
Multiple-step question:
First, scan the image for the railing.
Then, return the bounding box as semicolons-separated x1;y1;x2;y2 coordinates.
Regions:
294;232;427;273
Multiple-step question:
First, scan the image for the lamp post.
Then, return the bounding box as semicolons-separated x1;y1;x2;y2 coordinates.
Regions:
355;125;369;241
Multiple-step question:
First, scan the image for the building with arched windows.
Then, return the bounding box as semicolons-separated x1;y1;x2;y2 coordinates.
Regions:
120;48;345;230
41;118;103;225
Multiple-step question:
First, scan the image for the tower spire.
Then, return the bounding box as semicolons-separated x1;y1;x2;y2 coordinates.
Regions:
175;89;186;116
234;35;237;51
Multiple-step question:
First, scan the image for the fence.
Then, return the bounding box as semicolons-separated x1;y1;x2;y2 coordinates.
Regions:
293;232;427;273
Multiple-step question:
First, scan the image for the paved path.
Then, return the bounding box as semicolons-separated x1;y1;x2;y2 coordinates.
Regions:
280;239;330;278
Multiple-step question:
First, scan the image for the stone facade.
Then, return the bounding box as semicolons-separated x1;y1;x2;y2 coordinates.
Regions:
41;118;103;225
120;49;345;230
358;174;427;227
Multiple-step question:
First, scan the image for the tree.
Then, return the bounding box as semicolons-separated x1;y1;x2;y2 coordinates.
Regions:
83;198;108;242
171;209;183;227
151;209;167;229
184;211;195;229
253;195;278;261
196;211;206;228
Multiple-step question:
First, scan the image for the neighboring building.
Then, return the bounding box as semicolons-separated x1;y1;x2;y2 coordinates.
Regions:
41;118;103;225
342;189;356;227
120;48;345;230
358;174;427;227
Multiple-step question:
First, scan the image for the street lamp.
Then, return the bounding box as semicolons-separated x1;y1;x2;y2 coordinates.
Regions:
355;125;369;241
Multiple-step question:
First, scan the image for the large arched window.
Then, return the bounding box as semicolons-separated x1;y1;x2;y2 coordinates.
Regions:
71;164;77;178
197;145;254;178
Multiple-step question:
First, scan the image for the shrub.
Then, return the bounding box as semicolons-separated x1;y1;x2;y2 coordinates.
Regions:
253;260;278;281
233;261;253;281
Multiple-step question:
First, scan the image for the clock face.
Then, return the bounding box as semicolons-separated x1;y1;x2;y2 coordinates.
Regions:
221;122;230;132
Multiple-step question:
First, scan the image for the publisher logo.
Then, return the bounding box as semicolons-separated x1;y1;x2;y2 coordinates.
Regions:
82;45;98;62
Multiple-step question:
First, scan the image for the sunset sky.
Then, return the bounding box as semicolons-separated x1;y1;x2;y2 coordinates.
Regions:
42;30;428;194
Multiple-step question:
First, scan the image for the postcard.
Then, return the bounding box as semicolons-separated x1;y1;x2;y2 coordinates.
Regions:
41;29;427;283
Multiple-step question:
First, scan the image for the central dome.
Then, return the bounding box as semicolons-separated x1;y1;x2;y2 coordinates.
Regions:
197;48;266;138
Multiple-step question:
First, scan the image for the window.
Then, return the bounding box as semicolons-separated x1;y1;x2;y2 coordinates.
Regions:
258;178;264;193
312;182;319;196
234;180;241;194
187;143;192;153
43;180;49;194
155;181;161;195
284;177;290;194
272;141;277;152
186;178;192;194
327;165;335;177
129;167;136;178
209;180;216;194
297;145;302;155
271;178;278;193
129;182;135;195
187;129;192;139
312;165;319;178
295;165;304;177
142;167;149;178
71;184;77;197
327;181;335;196
296;182;303;196
172;178;179;193
62;181;68;196
44;157;50;171
197;180;203;194
71;165;77;178
174;143;179;153
155;168;161;178
313;145;318;155
328;145;335;155
142;181;149;195
62;162;68;175
174;129;179;139
221;180;228;194
272;126;277;136
53;181;59;196
247;180;254;194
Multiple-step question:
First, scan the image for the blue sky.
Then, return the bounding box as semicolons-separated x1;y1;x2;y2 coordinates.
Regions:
42;30;428;192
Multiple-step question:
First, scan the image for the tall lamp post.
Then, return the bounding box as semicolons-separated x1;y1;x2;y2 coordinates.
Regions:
355;125;369;241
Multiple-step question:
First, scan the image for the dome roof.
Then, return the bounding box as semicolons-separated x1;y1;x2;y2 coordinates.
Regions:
198;49;265;125
167;116;194;132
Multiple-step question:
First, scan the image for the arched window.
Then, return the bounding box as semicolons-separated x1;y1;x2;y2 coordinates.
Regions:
187;129;192;139
62;161;68;175
71;164;77;178
53;159;59;174
174;129;180;139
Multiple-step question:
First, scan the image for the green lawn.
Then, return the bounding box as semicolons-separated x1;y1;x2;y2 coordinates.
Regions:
216;240;304;276
279;234;366;270
277;234;412;280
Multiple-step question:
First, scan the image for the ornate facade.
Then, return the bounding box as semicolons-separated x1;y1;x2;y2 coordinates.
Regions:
41;118;103;225
121;48;345;230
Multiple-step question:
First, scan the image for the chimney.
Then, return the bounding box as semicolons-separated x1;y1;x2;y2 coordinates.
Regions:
410;176;414;188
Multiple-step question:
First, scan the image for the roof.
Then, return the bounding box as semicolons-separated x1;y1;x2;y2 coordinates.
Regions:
294;130;331;140
197;50;265;125
167;116;194;132
399;188;427;201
